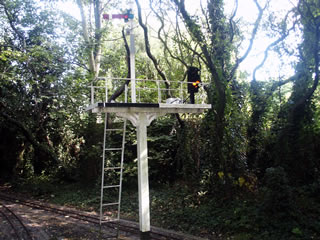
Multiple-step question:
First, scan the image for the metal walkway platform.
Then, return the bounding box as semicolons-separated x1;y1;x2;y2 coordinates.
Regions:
86;102;211;114
86;76;211;237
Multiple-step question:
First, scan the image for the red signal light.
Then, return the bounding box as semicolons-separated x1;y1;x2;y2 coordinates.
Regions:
103;9;133;22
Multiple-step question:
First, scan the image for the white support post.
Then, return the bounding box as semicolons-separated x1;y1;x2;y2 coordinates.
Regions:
91;85;94;105
157;80;161;103
180;82;183;102
137;113;150;235
91;106;211;238
125;84;128;103
105;79;108;102
115;112;164;238
130;18;136;103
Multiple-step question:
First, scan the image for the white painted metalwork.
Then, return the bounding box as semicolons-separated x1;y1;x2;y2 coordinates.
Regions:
89;84;211;236
87;103;211;114
88;77;210;105
99;114;127;237
91;82;94;105
129;13;136;103
90;4;212;236
100;108;210;236
136;113;150;232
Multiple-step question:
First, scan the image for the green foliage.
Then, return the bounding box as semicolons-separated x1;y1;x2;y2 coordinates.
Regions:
1;1;320;239
11;177;318;240
0;125;26;178
14;174;58;196
0;0;93;180
0;0;68;175
260;167;293;216
175;118;202;181
147;116;179;183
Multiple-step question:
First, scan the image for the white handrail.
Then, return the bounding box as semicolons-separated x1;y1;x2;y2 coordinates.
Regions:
89;77;209;105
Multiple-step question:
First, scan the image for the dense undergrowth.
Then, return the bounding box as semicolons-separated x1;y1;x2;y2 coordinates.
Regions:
8;175;320;240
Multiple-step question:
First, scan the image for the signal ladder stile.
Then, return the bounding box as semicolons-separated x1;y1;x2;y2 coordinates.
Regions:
100;112;127;237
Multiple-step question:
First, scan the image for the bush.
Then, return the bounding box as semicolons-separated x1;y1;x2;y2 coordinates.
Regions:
261;167;293;215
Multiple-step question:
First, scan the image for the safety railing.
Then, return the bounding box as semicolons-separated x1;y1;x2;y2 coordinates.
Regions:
89;77;209;105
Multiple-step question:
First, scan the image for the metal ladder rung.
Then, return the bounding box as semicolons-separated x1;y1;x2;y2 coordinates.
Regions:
105;148;122;151
103;185;120;189
100;113;127;238
113;118;125;123
102;202;119;207
104;167;122;170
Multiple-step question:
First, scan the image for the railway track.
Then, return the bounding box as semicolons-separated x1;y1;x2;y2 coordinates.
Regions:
0;192;200;240
0;201;33;240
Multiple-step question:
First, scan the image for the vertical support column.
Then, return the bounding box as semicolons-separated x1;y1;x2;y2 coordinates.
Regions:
157;80;161;103
91;84;94;105
130;15;136;103
125;84;128;103
190;91;195;104
136;113;150;238
117;112;162;239
180;81;183;102
105;78;108;102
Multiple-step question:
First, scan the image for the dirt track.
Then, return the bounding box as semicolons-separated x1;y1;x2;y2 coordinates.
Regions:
0;198;129;240
0;189;206;240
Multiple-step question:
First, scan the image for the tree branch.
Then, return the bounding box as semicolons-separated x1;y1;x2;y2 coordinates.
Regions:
93;0;102;77
172;0;221;94
253;21;295;81
135;0;171;97
1;1;25;45
108;28;131;102
294;22;320;108
76;0;96;74
0;107;58;163
230;0;267;79
229;0;238;43
149;1;188;67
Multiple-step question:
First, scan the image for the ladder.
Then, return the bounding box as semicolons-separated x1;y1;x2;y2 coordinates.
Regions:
100;113;127;236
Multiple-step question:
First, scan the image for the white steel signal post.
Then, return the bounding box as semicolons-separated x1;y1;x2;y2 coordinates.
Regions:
126;6;152;236
103;8;136;102
124;9;152;236
129;13;136;103
124;5;151;236
95;6;211;239
103;7;151;237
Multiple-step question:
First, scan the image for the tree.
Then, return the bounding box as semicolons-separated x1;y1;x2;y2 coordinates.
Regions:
0;0;83;177
76;0;104;77
267;0;320;184
161;0;268;184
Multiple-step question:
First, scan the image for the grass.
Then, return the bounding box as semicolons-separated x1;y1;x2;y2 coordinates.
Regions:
9;176;320;240
11;178;216;237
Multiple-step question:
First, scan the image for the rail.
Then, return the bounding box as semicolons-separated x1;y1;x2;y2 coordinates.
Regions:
0;201;33;240
89;77;209;105
0;193;201;240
